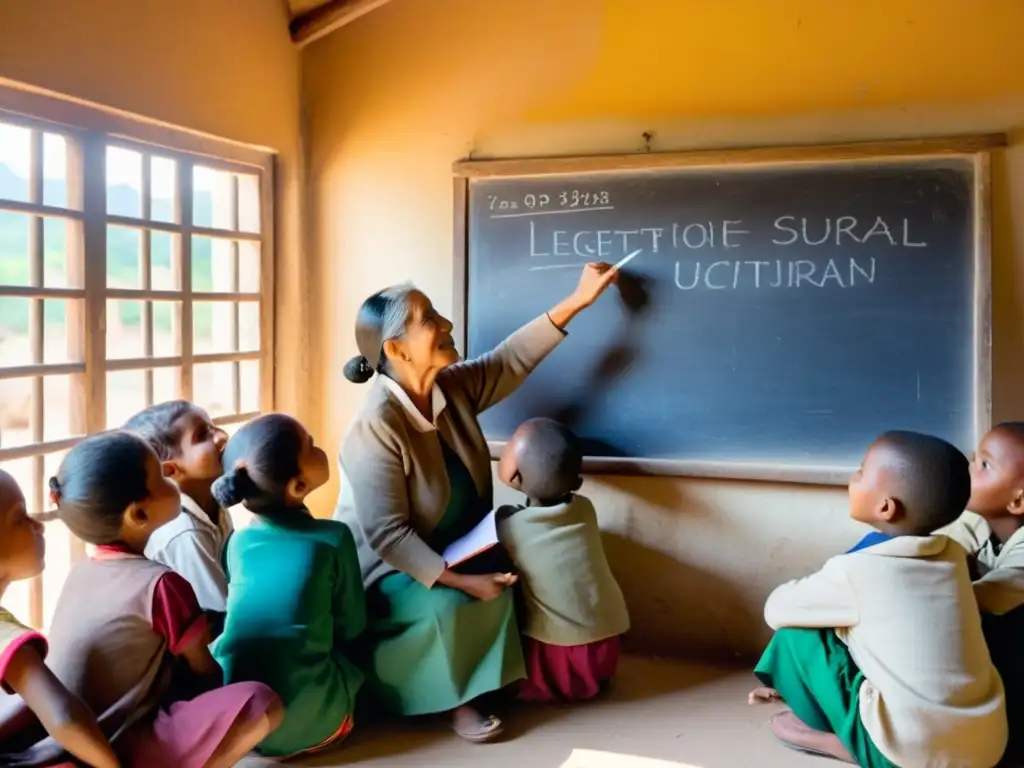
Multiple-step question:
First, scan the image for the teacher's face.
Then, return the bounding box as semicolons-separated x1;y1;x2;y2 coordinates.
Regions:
388;291;459;376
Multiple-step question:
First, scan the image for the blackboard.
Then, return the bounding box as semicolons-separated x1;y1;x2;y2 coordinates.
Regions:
453;138;997;484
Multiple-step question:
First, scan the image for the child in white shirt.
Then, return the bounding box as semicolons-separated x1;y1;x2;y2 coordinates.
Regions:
124;401;231;621
750;431;1006;767
940;421;1024;762
941;422;1024;613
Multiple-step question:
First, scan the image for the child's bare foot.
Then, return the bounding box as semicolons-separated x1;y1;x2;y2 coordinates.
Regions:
769;710;855;763
748;686;783;705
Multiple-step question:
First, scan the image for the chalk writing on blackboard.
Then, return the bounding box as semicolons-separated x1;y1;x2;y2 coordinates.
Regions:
523;215;925;287
461;151;988;482
488;190;615;219
673;258;875;290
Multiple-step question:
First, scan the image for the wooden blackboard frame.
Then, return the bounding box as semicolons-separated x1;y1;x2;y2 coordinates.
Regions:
452;135;1002;485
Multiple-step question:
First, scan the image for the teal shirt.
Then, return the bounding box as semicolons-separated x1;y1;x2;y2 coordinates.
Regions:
212;510;367;757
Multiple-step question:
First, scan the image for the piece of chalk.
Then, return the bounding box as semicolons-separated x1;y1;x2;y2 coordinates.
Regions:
613;249;642;270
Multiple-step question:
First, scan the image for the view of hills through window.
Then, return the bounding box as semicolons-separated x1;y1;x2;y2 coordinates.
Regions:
0;161;219;337
0;142;262;450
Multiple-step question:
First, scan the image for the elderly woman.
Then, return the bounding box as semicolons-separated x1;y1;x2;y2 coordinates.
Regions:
334;263;617;742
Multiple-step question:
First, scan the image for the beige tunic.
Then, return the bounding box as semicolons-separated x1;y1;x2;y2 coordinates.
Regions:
765;535;1006;768
940;511;1024;615
334;314;566;588
498;495;629;646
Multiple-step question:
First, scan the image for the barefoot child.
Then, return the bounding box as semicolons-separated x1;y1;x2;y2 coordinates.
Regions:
939;421;1024;760
750;431;1005;768
0;470;118;767
496;418;629;702
210;414;366;758
0;432;282;767
124;402;231;619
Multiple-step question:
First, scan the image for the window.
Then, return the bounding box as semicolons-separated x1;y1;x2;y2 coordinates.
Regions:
0;98;274;629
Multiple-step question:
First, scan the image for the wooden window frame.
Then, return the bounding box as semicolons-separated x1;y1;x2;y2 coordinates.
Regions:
0;82;275;627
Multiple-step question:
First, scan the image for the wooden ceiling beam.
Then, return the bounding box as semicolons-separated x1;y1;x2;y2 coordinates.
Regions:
290;0;396;47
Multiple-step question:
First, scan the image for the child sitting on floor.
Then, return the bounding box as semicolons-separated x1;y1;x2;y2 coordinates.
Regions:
939;421;1024;761
124;402;231;622
750;430;1005;768
0;432;282;767
211;414;366;759
940;422;1024;613
496;417;629;702
0;469;118;768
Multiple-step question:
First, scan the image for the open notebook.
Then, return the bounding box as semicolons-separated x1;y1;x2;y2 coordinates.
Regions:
441;509;499;567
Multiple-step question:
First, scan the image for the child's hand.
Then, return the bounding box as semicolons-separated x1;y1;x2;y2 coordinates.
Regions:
178;626;223;687
460;572;518;601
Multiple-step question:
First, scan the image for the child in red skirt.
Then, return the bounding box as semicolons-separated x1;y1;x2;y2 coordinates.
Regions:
0;432;283;767
496;418;629;702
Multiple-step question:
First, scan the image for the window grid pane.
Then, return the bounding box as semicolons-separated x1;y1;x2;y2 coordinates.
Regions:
106;146;142;218
0;115;270;629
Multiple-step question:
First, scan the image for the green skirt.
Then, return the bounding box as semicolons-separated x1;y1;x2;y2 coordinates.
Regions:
754;628;895;768
362;572;525;715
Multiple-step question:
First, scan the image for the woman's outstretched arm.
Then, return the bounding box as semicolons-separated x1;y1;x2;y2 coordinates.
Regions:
445;262;619;413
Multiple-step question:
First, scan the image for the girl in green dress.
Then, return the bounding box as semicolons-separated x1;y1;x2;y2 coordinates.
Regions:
335;264;620;742
211;414;367;759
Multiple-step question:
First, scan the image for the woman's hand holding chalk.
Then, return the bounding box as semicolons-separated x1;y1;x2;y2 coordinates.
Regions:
558;261;623;317
613;249;642;271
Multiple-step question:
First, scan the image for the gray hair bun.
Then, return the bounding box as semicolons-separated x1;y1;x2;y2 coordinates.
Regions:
211;465;258;508
343;355;374;384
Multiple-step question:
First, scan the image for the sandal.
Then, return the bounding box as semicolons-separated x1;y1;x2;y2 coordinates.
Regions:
446;709;504;744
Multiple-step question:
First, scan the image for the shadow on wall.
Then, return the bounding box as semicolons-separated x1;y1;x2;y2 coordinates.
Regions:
604;531;766;664
547;272;653;450
585;469;687;511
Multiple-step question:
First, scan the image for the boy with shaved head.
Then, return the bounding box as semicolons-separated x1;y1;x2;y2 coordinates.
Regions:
750;431;1005;767
496;418;629;703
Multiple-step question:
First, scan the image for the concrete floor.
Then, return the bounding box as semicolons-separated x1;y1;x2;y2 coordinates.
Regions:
240;656;820;767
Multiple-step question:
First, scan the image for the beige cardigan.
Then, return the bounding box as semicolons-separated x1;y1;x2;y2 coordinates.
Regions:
941;511;1024;616
765;535;1006;768
333;314;566;588
497;495;630;646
